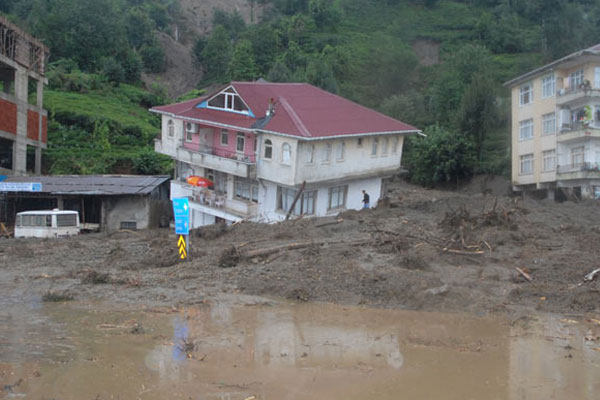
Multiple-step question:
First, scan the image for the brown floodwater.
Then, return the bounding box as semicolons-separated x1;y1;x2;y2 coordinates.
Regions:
1;299;599;400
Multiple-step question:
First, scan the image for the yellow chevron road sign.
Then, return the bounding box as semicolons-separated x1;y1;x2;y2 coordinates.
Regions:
178;235;187;260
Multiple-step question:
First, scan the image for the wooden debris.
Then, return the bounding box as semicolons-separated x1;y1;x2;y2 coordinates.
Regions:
443;248;485;255
315;218;344;228
515;267;533;282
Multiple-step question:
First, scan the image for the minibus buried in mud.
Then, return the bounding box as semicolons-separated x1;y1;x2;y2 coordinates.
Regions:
14;209;80;238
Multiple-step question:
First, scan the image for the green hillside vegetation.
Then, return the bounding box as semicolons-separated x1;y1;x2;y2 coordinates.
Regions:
3;0;600;183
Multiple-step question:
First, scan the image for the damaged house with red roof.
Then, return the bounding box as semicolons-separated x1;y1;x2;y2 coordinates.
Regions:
150;82;419;227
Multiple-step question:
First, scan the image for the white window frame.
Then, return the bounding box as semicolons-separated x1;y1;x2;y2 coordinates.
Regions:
571;146;585;167
236;133;245;153
392;136;399;153
542;149;556;172
381;137;389;155
519;154;534;175
220;129;229;146
282;143;292;165
336;141;345;161
277;186;316;216
569;69;584;89
371;137;379;156
520;83;533;106
264;139;273;160
321;143;331;163
167;120;175;138
519;119;533;141
234;178;259;203
306;144;314;164
328;185;347;210
542;74;555;98
542;113;556;135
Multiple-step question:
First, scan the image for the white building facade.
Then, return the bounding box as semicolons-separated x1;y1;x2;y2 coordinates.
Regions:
151;82;418;227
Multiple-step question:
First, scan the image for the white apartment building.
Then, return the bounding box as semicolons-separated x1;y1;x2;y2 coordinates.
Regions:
150;82;418;227
506;43;600;199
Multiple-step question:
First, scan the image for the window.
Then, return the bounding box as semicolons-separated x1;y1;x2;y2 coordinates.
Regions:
328;186;347;210
236;133;245;153
542;150;556;172
357;138;363;147
381;137;389;155
336;141;345;161
120;221;137;230
519;119;533;141
186;129;193;142
542;74;555;98
234;178;258;203
167;120;175;137
206;87;249;114
519;154;534;175
542;113;556;135
282;143;292;165
264;139;273;159
371;138;379;156
57;214;77;227
571;146;585;166
520;83;533;106
277;186;316;215
278;187;296;212
220;130;229;146
392;136;399;153
306;144;314;164
321;143;331;162
569;69;584;89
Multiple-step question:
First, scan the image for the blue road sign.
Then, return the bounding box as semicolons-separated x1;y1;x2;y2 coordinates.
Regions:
172;197;190;235
0;175;6;182
0;182;43;192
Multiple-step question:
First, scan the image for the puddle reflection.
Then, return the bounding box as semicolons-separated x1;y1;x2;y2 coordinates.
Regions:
1;301;599;400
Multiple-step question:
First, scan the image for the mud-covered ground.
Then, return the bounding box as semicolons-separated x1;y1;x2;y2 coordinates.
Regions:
1;176;599;316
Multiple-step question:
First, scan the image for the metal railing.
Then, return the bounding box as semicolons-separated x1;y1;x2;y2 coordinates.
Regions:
557;162;600;174
558;121;600;133
557;86;600;97
182;143;256;164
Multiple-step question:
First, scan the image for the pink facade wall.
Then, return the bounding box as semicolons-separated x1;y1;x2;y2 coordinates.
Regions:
182;123;256;162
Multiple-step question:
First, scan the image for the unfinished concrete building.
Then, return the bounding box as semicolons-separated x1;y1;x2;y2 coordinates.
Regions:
0;16;49;176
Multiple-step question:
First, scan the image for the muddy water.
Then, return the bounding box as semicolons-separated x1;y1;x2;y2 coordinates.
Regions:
1;300;599;400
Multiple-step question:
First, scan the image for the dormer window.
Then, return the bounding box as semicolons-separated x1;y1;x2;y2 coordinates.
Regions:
206;86;251;115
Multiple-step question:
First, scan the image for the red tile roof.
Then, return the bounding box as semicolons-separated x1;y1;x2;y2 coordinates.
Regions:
151;82;419;138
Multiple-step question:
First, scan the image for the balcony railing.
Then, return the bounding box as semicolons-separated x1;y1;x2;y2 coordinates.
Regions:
183;142;256;164
556;86;600;105
171;180;257;218
557;162;600;174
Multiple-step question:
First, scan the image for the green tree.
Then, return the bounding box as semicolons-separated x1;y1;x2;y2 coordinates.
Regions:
212;8;246;40
267;61;292;82
140;42;167;73
227;40;258;81
201;25;232;82
381;90;432;128
456;73;500;162
308;0;342;29
125;7;156;49
305;57;338;93
406;125;476;187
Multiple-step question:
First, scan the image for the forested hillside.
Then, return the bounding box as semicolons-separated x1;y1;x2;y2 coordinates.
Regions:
2;0;600;181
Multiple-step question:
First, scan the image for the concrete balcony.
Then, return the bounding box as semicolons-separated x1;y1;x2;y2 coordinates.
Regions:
556;87;600;107
557;123;600;142
170;180;258;221
155;139;256;179
556;162;600;180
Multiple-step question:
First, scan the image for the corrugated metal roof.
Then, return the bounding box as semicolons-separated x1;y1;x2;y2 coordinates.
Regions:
150;82;420;139
3;175;170;195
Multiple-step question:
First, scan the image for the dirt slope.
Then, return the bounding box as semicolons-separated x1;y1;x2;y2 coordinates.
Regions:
1;177;599;316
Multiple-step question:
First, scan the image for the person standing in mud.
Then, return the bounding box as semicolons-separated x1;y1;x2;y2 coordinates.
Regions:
362;190;370;209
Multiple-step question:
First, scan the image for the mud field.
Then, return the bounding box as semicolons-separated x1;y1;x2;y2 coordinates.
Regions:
1;177;600;316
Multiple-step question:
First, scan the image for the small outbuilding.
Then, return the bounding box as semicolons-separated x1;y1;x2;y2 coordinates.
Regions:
0;175;171;232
